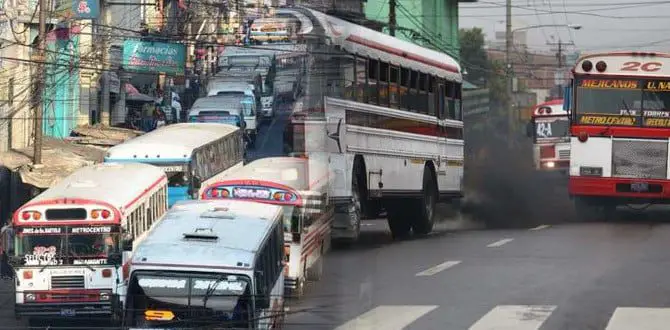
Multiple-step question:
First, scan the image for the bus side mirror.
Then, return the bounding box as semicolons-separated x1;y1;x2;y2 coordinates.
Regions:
526;121;533;138
107;252;122;266
10;255;24;267
122;239;133;252
563;86;571;111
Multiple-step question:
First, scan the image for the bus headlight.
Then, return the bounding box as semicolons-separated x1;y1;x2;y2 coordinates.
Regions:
545;161;555;168
99;292;110;301
24;293;36;302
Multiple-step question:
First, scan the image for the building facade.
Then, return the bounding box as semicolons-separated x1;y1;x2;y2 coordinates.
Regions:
364;0;476;60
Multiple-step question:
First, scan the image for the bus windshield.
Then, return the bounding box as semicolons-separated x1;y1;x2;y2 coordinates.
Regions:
189;112;242;127
15;228;120;266
126;272;252;328
575;78;670;126
534;116;570;141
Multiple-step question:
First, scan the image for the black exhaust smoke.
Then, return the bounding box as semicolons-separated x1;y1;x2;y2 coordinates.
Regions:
460;120;574;228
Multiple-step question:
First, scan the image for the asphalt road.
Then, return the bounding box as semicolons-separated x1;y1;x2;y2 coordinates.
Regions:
284;207;670;330
6;102;670;329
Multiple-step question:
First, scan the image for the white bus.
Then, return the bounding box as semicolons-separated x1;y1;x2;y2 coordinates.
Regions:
11;163;168;322
200;156;332;298
104;123;245;207
123;199;285;329
526;99;570;173
278;7;464;242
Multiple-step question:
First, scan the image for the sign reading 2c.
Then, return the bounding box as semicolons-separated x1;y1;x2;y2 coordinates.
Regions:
621;61;663;72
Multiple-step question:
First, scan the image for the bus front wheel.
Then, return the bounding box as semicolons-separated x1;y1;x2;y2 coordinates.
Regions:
386;200;411;240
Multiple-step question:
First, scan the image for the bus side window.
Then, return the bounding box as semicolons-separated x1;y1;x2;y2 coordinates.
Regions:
146;208;153;229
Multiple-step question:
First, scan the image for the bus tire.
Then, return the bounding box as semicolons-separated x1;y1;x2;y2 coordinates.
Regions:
386;201;411;240
349;158;364;241
411;165;437;235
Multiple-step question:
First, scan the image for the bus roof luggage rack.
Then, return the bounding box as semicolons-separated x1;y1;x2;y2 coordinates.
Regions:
183;227;219;241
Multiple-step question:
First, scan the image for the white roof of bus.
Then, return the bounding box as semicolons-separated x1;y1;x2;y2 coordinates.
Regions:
574;51;670;77
131;199;282;269
193;95;249;109
278;7;461;82
216;157;321;190
23;162;166;211
105;123;238;161
532;99;568;117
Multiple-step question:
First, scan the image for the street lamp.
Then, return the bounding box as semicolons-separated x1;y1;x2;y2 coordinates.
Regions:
512;24;582;33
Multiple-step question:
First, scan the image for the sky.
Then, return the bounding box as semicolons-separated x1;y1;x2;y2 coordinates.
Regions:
458;0;670;55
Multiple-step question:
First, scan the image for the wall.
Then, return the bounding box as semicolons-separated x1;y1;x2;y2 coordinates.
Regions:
42;27;81;138
0;4;38;151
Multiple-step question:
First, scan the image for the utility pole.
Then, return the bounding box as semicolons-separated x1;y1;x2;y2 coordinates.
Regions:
389;0;396;36
32;0;47;166
100;0;111;125
505;0;514;143
547;39;574;98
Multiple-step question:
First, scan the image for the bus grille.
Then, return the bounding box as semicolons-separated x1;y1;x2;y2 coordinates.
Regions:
51;275;85;289
612;139;668;179
558;149;570;160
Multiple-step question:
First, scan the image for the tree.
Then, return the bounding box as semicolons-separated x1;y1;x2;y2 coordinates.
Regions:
459;28;489;86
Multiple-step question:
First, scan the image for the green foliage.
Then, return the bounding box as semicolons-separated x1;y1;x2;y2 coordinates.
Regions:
459;27;510;107
458;28;489;85
487;60;509;107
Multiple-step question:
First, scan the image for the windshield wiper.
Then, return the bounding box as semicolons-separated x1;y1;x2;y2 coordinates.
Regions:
599;97;634;136
203;275;228;309
621;98;633;116
39;254;65;273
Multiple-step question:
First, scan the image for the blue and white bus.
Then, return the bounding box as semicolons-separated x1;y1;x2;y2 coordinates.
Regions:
123;199;285;329
104;123;245;207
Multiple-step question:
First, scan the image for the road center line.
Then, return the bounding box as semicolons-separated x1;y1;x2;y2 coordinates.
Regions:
415;260;461;277
486;238;514;248
529;224;550;231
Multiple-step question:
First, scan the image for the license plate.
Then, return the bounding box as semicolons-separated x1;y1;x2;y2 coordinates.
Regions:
60;308;76;317
631;182;649;192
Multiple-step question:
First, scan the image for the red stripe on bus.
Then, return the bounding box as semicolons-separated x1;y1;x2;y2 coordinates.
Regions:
569;176;670;198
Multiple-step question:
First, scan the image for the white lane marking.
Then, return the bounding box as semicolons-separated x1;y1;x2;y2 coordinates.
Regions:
606;307;670;330
529;224;550;231
486;238;514;248
415;260;461;277
334;305;438;330
469;305;556;330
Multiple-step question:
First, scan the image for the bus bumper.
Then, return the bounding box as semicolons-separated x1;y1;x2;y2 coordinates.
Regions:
569;176;670;202
15;299;119;319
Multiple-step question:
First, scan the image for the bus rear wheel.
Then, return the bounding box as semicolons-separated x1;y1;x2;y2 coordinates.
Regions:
411;166;437;235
